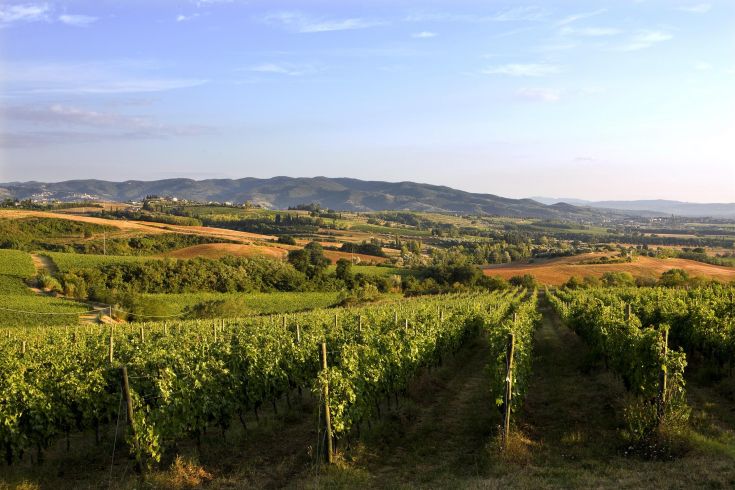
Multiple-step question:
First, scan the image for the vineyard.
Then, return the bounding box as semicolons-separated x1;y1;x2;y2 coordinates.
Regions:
0;289;540;472
547;285;735;445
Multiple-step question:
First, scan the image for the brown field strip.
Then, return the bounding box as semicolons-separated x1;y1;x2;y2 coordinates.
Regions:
164;243;289;260
483;253;735;285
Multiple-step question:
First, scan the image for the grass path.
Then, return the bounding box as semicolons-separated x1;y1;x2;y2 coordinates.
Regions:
31;253;59;275
492;297;735;489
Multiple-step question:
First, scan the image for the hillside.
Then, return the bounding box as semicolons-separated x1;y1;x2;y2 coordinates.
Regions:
533;197;735;218
2;177;616;219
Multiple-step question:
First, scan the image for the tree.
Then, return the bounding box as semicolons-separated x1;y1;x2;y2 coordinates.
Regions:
335;258;354;288
288;241;330;279
509;274;537;289
659;268;690;287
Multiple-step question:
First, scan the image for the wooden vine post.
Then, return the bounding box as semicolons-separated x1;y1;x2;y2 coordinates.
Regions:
657;326;669;422
120;366;143;473
502;332;515;450
108;326;114;364
320;342;334;464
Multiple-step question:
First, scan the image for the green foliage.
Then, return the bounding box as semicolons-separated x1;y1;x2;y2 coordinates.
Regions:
277;235;297;245
659;268;690;287
339;240;387;257
547;286;700;442
0;292;519;467
0;249;36;278
0;217;228;255
486;290;541;415
601;271;636;287
59;256;307;298
45;252;162;272
287;241;330;279
97;209;202;226
509;274;538;289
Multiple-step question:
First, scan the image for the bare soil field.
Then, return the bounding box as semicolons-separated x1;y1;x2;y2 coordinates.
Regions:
483;253;735;284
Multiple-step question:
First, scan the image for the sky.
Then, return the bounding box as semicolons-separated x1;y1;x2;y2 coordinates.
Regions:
1;0;734;202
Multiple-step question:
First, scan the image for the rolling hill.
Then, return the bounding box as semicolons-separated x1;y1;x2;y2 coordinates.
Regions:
2;177;617;219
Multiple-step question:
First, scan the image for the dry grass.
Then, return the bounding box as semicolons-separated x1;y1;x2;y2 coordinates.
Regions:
148;456;213;489
0;209;166;234
322;250;389;265
165;243;288;260
483;253;735;285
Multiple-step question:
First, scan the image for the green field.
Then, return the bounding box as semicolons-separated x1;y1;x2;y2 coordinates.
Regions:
0;249;36;277
326;264;404;277
44;251;164;271
137;290;343;317
0;249;91;327
348;223;431;237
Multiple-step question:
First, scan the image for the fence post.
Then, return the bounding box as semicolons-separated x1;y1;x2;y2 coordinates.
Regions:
320;342;334;464
296;324;301;344
139;326;145;343
502;333;515;450
120;366;143;473
108;327;114;364
658;326;669;422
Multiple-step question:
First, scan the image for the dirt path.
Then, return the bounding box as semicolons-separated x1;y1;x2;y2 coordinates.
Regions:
31;253;59;275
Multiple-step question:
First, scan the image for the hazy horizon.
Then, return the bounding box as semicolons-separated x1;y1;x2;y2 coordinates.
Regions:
1;0;734;202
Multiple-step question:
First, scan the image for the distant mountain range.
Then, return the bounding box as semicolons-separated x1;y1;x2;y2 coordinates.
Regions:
0;176;730;219
532;197;735;218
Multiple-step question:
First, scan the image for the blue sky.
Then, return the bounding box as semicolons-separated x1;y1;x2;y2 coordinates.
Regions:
1;0;733;202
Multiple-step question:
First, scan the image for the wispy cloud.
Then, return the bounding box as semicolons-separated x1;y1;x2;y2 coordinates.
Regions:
406;6;548;23
193;0;233;5
176;13;201;22
617;30;673;51
481;63;561;77
411;31;436;39
1;4;101;28
0;3;50;25
262;11;386;33
58;14;97;27
676;3;712;13
1;61;208;95
693;61;712;71
515;87;561;103
556;9;607;26
560;26;621;37
248;63;318;76
2;104;213;147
